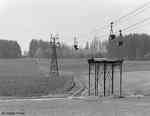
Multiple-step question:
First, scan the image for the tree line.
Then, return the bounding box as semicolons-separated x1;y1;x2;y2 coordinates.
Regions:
2;33;149;60
0;40;21;58
106;33;150;60
28;39;104;59
28;39;83;58
28;33;150;60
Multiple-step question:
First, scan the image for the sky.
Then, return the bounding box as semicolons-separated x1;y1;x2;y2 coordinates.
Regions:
0;0;149;51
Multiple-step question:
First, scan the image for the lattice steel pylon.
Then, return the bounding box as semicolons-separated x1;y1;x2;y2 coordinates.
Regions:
50;33;59;76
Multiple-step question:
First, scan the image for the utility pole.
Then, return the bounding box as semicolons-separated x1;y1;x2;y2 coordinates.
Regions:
50;33;60;76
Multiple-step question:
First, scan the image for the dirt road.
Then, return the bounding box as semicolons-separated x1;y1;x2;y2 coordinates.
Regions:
0;96;150;116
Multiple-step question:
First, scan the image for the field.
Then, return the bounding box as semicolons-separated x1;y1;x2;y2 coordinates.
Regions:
0;58;150;115
59;58;150;96
0;58;74;97
0;58;150;97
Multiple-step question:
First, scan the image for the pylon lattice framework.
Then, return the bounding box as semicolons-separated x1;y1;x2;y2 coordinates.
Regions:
50;34;59;76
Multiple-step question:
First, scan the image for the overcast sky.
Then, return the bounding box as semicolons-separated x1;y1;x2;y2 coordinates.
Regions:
0;0;149;51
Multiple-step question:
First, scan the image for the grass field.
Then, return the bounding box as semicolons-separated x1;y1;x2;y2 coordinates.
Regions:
0;58;150;116
60;58;150;73
57;58;150;96
0;58;150;97
0;58;74;97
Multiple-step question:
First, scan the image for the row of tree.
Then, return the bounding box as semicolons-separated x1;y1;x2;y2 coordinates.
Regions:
0;33;150;59
29;39;71;58
106;33;150;60
0;40;21;58
28;39;103;58
28;33;150;60
84;37;107;54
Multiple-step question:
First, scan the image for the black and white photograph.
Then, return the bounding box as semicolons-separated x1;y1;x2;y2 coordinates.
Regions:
0;0;150;115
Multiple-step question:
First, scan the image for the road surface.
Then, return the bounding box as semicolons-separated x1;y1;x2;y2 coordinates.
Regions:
1;71;150;116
